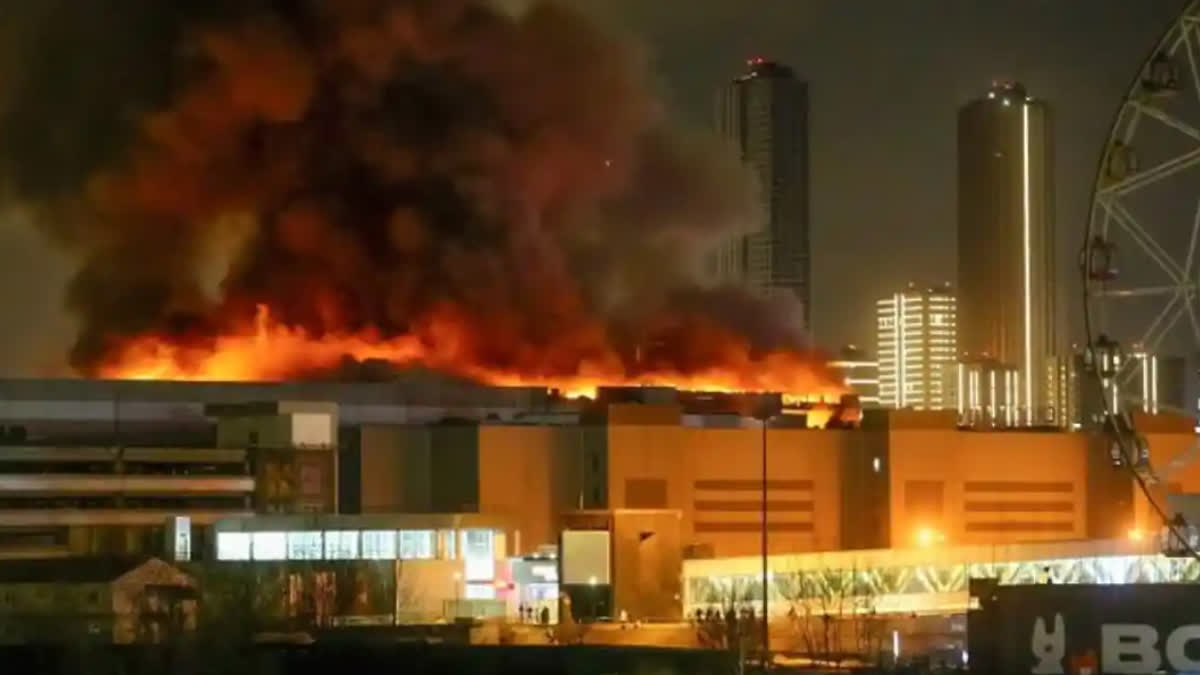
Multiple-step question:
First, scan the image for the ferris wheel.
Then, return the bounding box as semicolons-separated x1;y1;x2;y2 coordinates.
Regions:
1084;0;1200;412
1082;0;1200;547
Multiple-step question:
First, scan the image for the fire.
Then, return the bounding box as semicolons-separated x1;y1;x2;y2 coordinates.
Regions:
97;305;847;402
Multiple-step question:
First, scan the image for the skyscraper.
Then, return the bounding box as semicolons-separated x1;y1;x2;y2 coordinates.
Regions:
711;58;811;327
876;283;957;410
957;81;1057;426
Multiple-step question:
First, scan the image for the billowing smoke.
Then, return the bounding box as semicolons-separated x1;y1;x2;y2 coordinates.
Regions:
0;0;836;393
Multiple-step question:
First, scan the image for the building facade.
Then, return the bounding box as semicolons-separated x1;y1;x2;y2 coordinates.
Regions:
876;284;957;409
957;81;1057;426
0;379;1197;626
710;58;811;326
829;345;880;408
1070;349;1188;427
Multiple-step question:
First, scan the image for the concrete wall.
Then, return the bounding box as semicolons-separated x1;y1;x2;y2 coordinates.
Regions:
886;429;1089;546
358;425;479;514
611;510;683;621
361;409;1197;564
478;425;565;555
1134;413;1200;532
360;425;432;513
839;428;891;549
600;407;849;557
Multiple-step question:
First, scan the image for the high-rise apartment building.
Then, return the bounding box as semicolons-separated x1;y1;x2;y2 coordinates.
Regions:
957;81;1057;426
710;58;811;326
876;283;957;409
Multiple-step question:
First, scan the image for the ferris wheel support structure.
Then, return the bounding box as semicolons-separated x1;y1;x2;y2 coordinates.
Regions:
1083;0;1200;558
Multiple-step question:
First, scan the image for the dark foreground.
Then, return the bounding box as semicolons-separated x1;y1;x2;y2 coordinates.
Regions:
3;644;736;675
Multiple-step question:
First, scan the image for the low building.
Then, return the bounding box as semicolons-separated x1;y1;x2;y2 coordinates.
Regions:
0;378;1198;632
829;345;880;408
209;513;512;624
0;556;195;644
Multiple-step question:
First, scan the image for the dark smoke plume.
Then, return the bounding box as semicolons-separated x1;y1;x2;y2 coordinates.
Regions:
0;0;825;384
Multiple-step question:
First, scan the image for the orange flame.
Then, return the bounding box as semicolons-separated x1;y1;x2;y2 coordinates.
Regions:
96;305;846;402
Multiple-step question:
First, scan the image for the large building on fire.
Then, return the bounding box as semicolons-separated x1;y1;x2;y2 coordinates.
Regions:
0;376;1194;622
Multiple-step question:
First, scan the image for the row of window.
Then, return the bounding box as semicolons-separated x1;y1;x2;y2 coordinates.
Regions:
215;528;498;581
217;529;440;562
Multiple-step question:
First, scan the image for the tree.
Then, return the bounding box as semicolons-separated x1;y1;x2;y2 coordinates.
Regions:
776;564;886;668
690;576;764;675
178;562;275;675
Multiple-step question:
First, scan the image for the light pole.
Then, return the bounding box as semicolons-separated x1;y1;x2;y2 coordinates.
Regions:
760;412;768;670
750;394;780;674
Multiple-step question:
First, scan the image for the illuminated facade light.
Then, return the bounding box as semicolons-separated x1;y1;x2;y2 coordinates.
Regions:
958;358;1019;428
1022;103;1033;426
877;284;957;410
1067;349;1185;428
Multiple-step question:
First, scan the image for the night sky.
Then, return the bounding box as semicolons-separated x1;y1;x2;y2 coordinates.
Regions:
0;0;1188;374
558;0;1188;353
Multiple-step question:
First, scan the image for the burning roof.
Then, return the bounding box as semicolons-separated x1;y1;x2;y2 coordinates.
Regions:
0;0;842;402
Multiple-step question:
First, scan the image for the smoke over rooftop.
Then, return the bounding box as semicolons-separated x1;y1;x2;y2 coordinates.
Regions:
0;0;839;397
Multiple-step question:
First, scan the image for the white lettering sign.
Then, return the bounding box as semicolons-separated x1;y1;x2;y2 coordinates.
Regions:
1102;625;1161;674
1031;617;1200;674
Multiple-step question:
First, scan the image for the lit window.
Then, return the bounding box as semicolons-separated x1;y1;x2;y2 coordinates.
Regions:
362;531;398;560
324;530;360;560
441;530;457;559
400;530;435;560
462;529;495;581
286;532;323;560
216;532;251;561
251;532;287;561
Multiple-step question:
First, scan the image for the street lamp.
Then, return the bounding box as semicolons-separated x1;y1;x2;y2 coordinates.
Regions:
746;393;782;673
915;527;945;548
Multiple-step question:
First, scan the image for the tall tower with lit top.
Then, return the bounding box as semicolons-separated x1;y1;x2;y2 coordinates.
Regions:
957;81;1057;426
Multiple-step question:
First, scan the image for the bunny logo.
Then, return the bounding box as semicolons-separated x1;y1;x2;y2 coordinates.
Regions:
1032;613;1066;674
